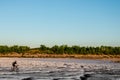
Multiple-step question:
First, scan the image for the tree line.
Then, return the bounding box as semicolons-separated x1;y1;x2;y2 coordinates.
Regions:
0;45;120;55
0;45;30;54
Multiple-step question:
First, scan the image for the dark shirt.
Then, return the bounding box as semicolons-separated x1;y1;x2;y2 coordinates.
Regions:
12;61;17;67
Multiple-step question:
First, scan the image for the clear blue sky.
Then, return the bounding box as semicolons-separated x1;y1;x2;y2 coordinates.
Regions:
0;0;120;47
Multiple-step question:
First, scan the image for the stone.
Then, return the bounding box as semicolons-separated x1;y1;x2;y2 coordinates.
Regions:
22;77;35;80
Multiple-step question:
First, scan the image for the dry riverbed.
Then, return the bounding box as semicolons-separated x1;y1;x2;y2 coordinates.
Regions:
0;58;120;80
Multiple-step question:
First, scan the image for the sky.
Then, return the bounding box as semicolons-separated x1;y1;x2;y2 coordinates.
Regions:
0;0;120;47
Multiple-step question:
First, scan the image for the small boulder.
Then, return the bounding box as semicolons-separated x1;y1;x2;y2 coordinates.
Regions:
22;77;35;80
80;74;92;80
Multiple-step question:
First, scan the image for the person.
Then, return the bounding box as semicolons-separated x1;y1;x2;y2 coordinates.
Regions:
11;60;19;71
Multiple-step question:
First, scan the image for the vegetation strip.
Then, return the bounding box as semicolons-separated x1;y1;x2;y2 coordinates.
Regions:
0;45;120;59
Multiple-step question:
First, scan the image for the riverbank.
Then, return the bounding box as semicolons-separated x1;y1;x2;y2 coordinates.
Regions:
0;53;120;62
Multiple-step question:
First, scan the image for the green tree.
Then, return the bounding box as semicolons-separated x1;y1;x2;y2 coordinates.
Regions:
51;45;59;54
0;45;9;53
71;45;80;54
39;45;47;51
10;45;20;53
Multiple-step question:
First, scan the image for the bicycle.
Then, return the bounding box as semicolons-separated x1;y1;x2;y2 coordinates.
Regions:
11;65;19;72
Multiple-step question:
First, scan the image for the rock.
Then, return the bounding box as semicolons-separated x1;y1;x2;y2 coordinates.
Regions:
80;76;87;80
84;74;91;77
21;77;35;80
80;74;92;80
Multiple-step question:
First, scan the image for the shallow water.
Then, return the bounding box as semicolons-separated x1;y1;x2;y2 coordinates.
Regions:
0;58;120;80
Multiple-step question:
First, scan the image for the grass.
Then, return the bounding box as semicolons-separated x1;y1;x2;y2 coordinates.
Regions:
0;53;120;63
0;52;120;59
